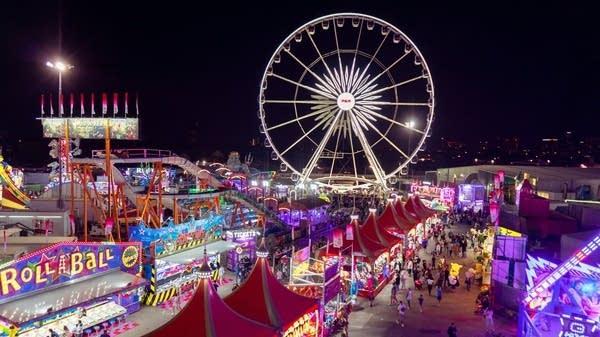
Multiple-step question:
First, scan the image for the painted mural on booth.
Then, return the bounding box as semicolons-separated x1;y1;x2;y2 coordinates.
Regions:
0;242;141;298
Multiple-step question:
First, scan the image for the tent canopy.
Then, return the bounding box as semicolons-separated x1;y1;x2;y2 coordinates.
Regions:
362;209;401;247
224;254;318;330
394;199;420;226
148;266;275;337
378;201;412;233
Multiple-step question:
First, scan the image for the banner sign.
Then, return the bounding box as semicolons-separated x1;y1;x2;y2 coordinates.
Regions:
323;275;341;303
345;224;354;241
332;228;343;248
0;242;141;298
324;257;339;282
41;118;139;140
293;247;310;265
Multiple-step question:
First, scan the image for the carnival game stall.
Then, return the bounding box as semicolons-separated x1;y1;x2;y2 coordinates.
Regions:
520;251;600;337
148;259;277;337
0;242;145;337
225;243;320;337
362;208;402;258
128;215;234;306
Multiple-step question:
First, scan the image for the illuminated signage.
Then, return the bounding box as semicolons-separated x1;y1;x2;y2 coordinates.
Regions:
41;118;139;140
282;310;318;337
560;314;598;337
226;229;260;241
0;242;141;298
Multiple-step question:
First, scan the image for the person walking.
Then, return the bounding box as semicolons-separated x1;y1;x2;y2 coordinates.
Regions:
436;285;443;305
400;269;408;290
484;307;495;331
418;293;424;313
406;288;413;309
390;283;399;305
447;322;458;337
427;276;434;296
396;301;407;327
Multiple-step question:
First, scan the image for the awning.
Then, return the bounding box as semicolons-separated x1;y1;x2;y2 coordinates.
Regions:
0;270;146;325
159;240;237;265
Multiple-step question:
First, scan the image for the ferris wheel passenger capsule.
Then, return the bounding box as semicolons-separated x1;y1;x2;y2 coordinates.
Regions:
388;176;398;185
266;66;273;75
259;124;265;134
428;97;434;108
307;25;316;35
264;138;271;148
381;26;390;35
261;80;268;90
366;20;374;30
279;163;287;172
322;20;330;30
393;34;402;44
294;34;302;43
271;151;278;160
259;94;266;104
404;44;412;53
283;43;291;52
273;54;281;64
291;173;299;182
400;167;408;176
336;18;344;27
352;18;360;27
411;156;418;164
257;109;265;119
422;69;430;78
426;83;432;93
414;56;422;65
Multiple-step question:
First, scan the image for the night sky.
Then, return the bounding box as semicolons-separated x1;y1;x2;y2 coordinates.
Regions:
1;1;598;166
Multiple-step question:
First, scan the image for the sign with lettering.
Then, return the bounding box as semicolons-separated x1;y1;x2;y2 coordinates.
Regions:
41;118;139;140
0;242;141;298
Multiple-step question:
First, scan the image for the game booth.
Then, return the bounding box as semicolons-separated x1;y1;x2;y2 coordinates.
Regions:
224;228;260;272
128;215;234;306
318;215;390;300
0;242;146;337
225;243;320;337
520;233;600;337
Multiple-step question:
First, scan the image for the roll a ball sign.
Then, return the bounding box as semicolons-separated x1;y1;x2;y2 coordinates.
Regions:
0;242;141;298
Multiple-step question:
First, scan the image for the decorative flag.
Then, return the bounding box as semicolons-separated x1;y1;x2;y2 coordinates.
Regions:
40;94;45;116
59;93;64;116
346;223;354;240
113;93;118;115
102;93;108;115
69;93;74;116
124;92;129;116
50;93;54;116
333;228;343;248
91;93;96;116
80;93;85;116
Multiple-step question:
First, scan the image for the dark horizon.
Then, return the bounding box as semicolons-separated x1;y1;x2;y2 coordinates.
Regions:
2;1;598;167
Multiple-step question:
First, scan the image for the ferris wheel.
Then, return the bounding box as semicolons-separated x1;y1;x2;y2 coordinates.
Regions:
259;13;435;190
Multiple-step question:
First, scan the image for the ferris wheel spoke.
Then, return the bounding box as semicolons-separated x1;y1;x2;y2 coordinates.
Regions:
355;75;424;100
264;99;336;105
355;51;411;96
352;108;410;159
356;101;429;106
351;32;389;93
354;105;425;135
332;21;345;91
347;117;359;180
349;113;387;186
270;73;337;100
284;50;339;95
266;107;333;132
280;114;332;156
349;20;364;90
306;30;342;93
298;111;342;185
328;120;344;184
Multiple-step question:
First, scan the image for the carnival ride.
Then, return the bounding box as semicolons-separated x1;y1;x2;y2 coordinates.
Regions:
0;156;30;209
259;13;435;191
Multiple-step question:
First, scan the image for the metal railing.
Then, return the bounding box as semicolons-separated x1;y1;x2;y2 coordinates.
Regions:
91;148;173;159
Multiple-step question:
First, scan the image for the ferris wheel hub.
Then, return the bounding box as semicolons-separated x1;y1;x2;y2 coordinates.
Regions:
336;92;355;111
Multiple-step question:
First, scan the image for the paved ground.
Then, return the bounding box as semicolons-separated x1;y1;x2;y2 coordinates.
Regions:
348;223;518;337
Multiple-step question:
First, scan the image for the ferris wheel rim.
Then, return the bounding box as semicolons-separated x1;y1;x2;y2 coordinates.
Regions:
258;12;436;190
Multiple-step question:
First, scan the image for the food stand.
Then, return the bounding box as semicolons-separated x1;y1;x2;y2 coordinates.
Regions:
0;242;145;337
